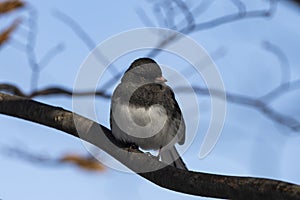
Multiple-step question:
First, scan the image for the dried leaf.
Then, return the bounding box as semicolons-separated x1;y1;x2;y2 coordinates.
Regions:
0;19;20;46
60;154;105;172
0;0;24;14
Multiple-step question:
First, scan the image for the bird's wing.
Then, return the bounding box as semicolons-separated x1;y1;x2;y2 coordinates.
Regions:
160;145;187;170
165;86;186;145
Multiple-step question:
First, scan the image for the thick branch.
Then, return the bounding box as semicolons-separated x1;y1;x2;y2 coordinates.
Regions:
0;93;300;199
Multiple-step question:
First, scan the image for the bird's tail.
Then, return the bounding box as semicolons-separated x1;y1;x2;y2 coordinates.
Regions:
160;146;188;170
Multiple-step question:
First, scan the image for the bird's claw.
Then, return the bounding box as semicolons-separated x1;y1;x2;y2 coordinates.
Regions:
145;152;159;160
124;144;139;152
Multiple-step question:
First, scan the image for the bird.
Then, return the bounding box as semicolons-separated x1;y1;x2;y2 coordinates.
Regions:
110;57;187;170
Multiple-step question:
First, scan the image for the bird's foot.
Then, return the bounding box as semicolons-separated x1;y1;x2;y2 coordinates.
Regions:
144;152;159;160
123;143;139;152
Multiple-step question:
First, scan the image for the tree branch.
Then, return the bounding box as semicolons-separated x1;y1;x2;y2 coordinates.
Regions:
0;84;111;99
1;92;300;199
1;82;300;131
145;0;277;57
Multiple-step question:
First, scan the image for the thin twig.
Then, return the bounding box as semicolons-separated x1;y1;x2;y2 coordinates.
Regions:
262;40;291;86
38;43;65;70
53;10;119;76
147;0;277;57
177;86;300;131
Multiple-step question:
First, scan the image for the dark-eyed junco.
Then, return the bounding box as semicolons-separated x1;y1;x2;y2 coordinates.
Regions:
110;58;187;170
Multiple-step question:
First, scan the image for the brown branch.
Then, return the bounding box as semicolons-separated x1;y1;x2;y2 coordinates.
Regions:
0;92;300;199
0;84;111;99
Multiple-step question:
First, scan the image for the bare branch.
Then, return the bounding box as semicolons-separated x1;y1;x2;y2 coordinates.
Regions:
172;0;195;31
262;41;291;86
2;80;300;131
24;5;39;89
0;84;111;99
53;10;118;75
53;10;96;51
191;0;215;17
4;5;65;90
0;83;26;96
38;43;65;70
230;0;247;15
152;1;170;28
135;7;156;27
0;92;300;199
2;145;105;172
193;0;276;32
178;85;300;131
261;79;300;102
147;0;277;57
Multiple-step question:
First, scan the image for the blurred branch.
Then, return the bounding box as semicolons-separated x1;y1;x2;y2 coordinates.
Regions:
1;74;300;131
192;1;276;32
261;79;300;102
53;10;119;76
262;40;291;85
2;145;105;172
174;38;299;132
24;5;39;89
231;0;247;14
0;36;298;131
3;145;58;166
172;0;195;30
144;0;277;57
53;10;121;92
0;92;300;199
0;84;111;99
5;4;65;90
191;0;215;17
177;86;300;131
38;43;65;70
53;10;97;51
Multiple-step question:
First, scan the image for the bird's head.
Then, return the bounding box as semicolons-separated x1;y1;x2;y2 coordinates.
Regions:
122;58;167;84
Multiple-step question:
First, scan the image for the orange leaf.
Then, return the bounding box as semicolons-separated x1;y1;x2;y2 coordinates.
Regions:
60;154;105;172
0;19;20;46
0;0;24;14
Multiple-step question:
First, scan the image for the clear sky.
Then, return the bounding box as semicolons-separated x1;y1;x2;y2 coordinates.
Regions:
1;1;300;200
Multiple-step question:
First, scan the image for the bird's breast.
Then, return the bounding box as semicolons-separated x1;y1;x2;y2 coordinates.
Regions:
111;99;170;144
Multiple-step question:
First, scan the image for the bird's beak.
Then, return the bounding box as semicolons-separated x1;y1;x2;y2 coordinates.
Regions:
155;76;167;83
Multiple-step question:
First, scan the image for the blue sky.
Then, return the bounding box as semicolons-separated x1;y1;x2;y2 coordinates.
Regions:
1;1;300;199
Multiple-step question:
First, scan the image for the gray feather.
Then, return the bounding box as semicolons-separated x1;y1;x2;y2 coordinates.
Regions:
160;146;188;170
